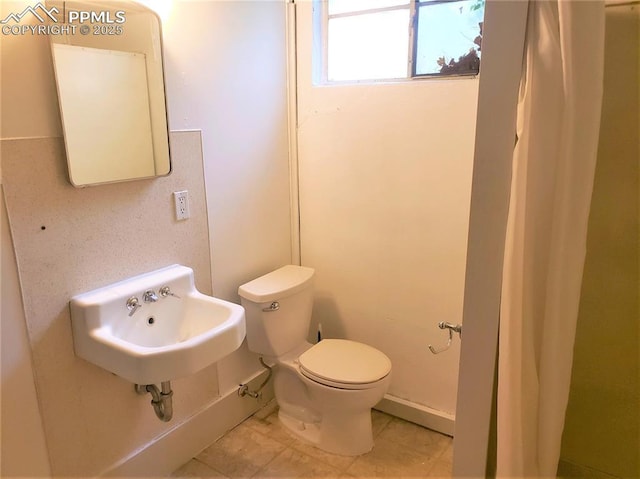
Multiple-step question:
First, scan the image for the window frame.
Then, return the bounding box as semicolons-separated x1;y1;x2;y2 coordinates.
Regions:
318;0;482;84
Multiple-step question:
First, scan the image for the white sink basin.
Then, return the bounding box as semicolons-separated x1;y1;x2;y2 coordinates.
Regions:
70;264;246;385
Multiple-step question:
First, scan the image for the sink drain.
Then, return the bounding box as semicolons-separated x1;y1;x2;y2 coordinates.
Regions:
147;317;155;325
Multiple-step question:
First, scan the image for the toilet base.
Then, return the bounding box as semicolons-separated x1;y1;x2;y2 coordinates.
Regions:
278;408;374;456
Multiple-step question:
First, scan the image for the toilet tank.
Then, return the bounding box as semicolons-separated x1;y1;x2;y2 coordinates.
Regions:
238;265;315;357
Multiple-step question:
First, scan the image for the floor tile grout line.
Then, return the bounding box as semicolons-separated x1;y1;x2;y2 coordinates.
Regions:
376;417;453;461
191;457;231;478
245;417;358;477
249;444;296;478
176;407;452;479
372;415;394;439
243;416;294;448
288;442;358;473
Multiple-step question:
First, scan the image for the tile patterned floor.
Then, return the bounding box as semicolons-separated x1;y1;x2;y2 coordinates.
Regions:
171;405;453;478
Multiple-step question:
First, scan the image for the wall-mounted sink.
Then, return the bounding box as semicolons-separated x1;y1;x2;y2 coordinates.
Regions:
70;265;246;385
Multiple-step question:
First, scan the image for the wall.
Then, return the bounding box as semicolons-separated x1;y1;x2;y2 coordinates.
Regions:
559;4;640;478
1;0;291;476
295;2;477;420
161;0;292;394
1;187;51;477
0;1;62;138
2;132;216;477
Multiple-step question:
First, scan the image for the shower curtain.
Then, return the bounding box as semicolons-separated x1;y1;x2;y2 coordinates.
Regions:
497;1;605;477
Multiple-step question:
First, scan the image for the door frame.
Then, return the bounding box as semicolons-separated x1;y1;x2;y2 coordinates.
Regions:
452;1;529;476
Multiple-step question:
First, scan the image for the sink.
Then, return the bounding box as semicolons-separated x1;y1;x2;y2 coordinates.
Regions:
70;264;246;385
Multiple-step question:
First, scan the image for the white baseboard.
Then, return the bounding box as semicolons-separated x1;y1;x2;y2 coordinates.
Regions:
102;370;274;478
375;394;455;437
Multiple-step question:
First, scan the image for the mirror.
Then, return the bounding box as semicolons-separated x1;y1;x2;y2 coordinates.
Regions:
47;0;171;187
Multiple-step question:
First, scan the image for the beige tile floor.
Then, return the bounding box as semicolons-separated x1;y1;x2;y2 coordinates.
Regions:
171;405;453;478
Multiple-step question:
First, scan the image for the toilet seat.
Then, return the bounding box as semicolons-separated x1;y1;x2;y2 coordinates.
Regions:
298;339;391;390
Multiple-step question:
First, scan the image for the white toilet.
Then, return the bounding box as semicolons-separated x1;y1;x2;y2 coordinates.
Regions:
238;265;392;456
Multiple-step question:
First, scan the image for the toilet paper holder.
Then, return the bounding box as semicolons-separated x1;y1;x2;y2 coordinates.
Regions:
428;321;462;354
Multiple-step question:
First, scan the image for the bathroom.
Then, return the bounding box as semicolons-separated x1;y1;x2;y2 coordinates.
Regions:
1;0;637;478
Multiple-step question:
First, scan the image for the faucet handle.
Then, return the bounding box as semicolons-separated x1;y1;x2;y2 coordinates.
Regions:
159;286;180;299
126;297;142;316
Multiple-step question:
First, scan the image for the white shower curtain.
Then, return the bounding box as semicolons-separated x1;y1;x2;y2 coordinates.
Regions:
497;1;605;477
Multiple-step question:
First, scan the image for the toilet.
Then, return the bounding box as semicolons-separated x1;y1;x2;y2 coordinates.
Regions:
238;265;391;456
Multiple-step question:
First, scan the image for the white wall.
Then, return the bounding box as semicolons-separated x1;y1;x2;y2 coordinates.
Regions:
162;0;293;394
0;0;291;475
295;2;478;417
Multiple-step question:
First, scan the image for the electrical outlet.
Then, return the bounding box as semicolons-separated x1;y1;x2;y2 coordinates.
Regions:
173;190;190;220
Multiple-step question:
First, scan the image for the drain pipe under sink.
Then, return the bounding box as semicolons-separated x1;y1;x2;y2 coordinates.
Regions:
135;381;173;422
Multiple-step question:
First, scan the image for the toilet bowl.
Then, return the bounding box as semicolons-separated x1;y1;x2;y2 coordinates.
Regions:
238;265;392;456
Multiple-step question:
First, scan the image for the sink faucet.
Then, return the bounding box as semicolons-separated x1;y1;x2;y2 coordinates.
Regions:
126;297;142;316
143;289;159;303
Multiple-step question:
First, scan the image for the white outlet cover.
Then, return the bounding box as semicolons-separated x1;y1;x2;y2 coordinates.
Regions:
173;190;190;220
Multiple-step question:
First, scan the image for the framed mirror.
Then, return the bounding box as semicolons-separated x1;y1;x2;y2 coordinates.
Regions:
47;0;171;187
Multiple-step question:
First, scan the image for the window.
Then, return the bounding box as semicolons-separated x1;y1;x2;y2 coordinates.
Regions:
320;0;485;82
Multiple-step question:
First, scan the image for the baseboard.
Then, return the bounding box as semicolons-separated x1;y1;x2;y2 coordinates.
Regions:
102;370;274;477
557;459;620;478
375;394;455;437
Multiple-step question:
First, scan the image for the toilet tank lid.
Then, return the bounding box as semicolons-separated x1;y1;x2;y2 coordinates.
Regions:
238;265;315;303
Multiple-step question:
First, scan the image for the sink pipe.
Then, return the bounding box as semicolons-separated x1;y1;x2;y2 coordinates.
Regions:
135;381;173;422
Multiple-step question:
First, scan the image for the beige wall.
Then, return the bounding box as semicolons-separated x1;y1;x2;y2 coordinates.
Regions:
295;2;477;416
161;0;293;394
0;1;62;138
2;132;215;476
1;0;291;475
560;4;640;478
1;188;52;477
